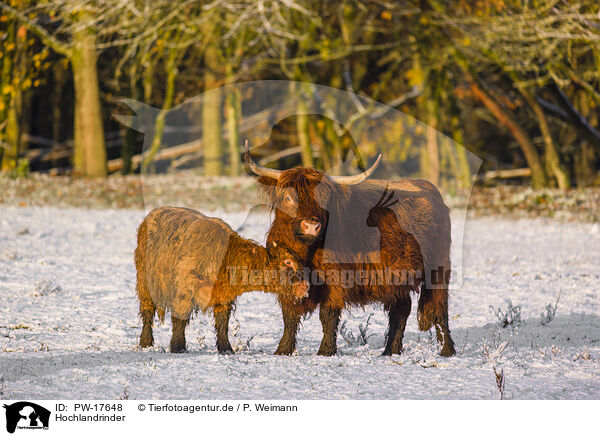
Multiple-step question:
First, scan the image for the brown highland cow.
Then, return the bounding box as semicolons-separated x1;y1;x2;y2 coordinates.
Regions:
135;206;309;353
244;142;455;357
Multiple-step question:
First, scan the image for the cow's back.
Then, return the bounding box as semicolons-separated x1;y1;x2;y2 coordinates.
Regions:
139;207;232;316
347;179;451;289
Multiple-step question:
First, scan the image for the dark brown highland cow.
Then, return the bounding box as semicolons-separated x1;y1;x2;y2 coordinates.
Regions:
135;206;309;353
244;142;455;357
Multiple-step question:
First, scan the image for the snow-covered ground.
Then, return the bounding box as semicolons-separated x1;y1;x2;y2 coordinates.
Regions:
0;206;598;399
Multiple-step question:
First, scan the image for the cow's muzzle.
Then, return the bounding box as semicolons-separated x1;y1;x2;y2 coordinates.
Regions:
299;218;322;237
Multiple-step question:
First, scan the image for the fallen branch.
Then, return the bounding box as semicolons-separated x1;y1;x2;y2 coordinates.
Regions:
481;168;532;180
107;139;202;172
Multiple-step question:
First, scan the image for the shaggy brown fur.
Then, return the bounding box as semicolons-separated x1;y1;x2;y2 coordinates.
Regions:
257;168;455;357
135;206;308;354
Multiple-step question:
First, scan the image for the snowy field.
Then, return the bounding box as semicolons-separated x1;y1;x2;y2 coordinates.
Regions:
0;205;598;400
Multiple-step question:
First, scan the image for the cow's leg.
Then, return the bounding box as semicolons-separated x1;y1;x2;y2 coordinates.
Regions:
419;288;455;357
136;221;154;348
417;289;433;332
170;315;188;353
138;285;156;348
317;305;341;356
275;302;301;356
139;305;155;348
383;295;411;356
433;289;455;357
419;255;456;356
214;303;234;355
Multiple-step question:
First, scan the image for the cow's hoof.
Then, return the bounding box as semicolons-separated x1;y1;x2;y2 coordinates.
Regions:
139;338;154;348
317;346;336;356
274;348;293;356
381;346;403;356
139;328;154;348
170;338;186;353
440;345;456;357
217;344;235;355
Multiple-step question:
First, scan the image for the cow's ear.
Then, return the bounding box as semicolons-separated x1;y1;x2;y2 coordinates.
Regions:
256;176;278;203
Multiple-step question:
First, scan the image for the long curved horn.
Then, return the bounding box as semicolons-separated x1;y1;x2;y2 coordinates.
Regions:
244;139;283;180
329;154;382;185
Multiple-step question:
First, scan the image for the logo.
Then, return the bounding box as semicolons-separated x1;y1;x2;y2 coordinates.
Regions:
2;402;50;434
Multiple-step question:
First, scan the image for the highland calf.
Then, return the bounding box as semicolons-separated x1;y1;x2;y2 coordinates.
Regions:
135;206;309;354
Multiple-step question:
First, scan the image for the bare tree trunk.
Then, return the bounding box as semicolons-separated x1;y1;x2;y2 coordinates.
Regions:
323;117;342;174
441;136;460;192
18;88;32;159
142;59;154;103
202;34;223;176
0;19;14;168
412;55;440;185
71;18;106;177
51;62;66;144
295;82;314;168
141;50;177;173
451;118;472;189
296;105;313;168
575;91;598;186
521;90;570;189
203;87;223;175
2;96;21;171
575;141;596;187
320;72;344;175
425;96;440;186
0;3;106;176
0;20;19;171
226;86;241;176
312;117;332;171
2;21;33;172
120;63;141;174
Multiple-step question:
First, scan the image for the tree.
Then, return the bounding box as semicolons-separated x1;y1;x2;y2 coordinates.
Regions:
434;0;599;187
0;0;153;177
0;0;47;172
0;2;112;176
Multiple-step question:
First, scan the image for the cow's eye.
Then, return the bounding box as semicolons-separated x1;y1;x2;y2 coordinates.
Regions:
283;259;294;268
284;194;294;204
